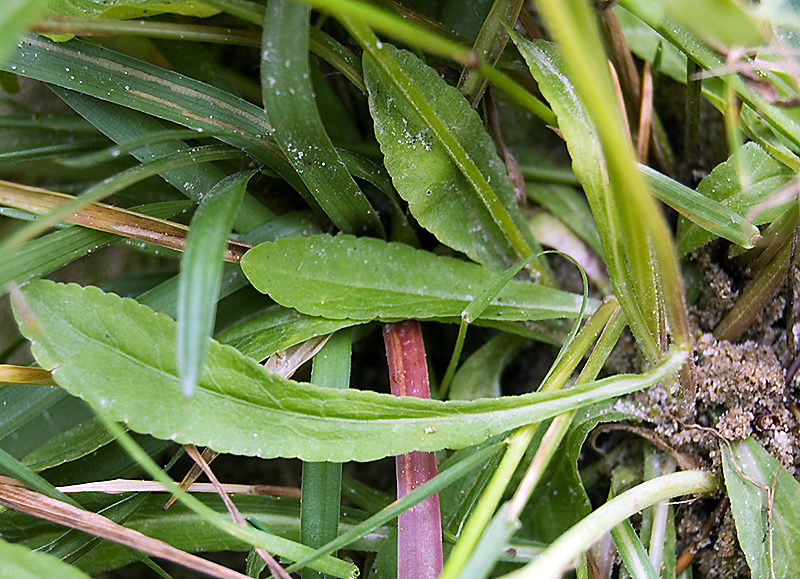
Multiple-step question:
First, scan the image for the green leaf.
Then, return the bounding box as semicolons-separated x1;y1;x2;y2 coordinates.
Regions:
676;142;793;255
22;417;114;471
13;280;686;462
44;0;216;19
217;305;358;362
449;334;525;400
624;0;764;49
261;0;383;236
721;437;800;579
521;401;640;543
362;40;547;277
0;0;49;65
0;537;90;579
240;235;593;322
177;170;251;397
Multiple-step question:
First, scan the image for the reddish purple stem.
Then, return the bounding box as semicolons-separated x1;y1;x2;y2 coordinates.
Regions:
383;320;443;579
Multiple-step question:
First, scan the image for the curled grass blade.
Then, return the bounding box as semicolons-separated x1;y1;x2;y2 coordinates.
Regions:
499;471;718;579
177;171;253;397
261;0;383;236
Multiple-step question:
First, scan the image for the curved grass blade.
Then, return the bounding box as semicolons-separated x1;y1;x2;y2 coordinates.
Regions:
262;0;383;236
500;471;718;579
357;31;550;279
177;171;253;397
240;235;594;322
12;279;686;462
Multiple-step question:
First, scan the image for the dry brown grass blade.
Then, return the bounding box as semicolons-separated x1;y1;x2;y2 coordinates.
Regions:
163;446;221;511
0;365;55;386
184;445;292;579
0;179;251;262
57;478;301;498
0;476;251;579
638;61;654;163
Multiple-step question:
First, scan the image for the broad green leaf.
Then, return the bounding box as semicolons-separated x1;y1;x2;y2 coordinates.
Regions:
362;41;547;276
721;438;800;579
177;170;251;397
261;0;383;237
676;142;793;255
0;537;90;579
217;305;359;362
43;0;220;19
240;235;593;322
13;279;686;462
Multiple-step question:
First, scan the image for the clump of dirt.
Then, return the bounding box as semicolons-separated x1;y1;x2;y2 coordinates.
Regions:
608;242;800;578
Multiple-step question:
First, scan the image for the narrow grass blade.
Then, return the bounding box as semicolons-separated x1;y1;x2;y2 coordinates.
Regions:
0;365;55;386
301;329;352;579
92;415;358;578
286;442;504;575
177;171;252;397
52;88;274;232
0;180;250;262
12;279;687;462
499;471;718;579
0;478;254;579
512;29;689;360
262;0;383;237
458;0;524;107
0;144;245;254
638;164;760;249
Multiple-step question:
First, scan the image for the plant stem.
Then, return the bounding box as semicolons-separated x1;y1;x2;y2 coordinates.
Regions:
383;320;443;579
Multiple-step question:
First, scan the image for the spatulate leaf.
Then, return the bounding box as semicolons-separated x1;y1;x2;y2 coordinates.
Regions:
240;235;593;322
13;280;685;462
